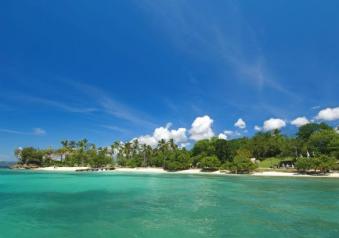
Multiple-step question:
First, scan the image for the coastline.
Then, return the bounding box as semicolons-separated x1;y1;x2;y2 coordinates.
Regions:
30;166;339;178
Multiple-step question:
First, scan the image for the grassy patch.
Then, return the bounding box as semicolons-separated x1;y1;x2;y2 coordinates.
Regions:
258;157;282;168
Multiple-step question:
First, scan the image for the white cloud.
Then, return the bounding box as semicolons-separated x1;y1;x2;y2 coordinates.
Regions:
223;130;241;139
234;118;246;129
153;126;187;143
263;118;286;131
224;130;234;136
137;135;158;147
291;117;310;127
33;128;46;136
179;142;191;148
254;125;262;131
315;107;339;121
218;133;227;140
136;124;188;147
189;115;214;141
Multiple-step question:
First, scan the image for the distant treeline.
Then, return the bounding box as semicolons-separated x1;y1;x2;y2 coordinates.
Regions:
14;123;339;173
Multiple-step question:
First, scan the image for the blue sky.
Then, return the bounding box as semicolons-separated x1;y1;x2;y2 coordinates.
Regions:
1;0;339;160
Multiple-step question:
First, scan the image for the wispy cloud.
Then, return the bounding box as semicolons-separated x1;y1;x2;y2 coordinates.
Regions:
2;79;157;129
12;95;98;113
33;128;46;135
0;128;47;136
137;1;299;99
67;80;157;128
101;125;131;134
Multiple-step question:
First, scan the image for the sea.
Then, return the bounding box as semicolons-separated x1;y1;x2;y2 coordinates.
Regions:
0;169;339;238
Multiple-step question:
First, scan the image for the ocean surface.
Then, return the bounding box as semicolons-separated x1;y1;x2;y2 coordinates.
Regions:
1;169;339;238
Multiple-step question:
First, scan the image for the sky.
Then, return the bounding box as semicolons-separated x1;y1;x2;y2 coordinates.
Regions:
1;0;339;161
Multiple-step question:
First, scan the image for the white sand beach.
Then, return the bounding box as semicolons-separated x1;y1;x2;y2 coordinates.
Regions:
252;171;339;178
32;167;339;178
35;167;90;171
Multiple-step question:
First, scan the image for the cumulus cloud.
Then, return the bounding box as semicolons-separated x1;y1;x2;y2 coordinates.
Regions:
315;107;339;121
136;123;188;147
263;118;286;131
218;133;227;140
254;125;262;131
291;117;310;127
137;135;158;147
189;115;214;141
234;118;246;129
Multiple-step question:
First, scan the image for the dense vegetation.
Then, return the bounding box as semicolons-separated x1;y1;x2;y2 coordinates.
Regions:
14;123;339;174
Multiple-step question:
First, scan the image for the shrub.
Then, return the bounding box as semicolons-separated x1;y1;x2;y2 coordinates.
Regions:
296;156;336;173
295;158;311;173
227;156;257;174
164;151;191;171
199;156;221;171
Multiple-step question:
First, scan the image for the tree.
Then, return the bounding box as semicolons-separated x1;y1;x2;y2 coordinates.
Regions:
19;147;43;166
215;139;232;163
250;131;286;159
164;149;191;171
308;129;339;155
295;158;311;173
199;156;221;171
226;148;257;174
191;139;215;157
297;123;332;142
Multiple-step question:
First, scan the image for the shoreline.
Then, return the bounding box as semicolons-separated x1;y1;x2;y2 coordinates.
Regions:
29;166;339;178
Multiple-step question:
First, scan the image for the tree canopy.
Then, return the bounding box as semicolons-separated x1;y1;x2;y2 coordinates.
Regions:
14;123;339;173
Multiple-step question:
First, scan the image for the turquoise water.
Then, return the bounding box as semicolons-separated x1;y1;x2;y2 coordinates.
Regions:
1;169;339;238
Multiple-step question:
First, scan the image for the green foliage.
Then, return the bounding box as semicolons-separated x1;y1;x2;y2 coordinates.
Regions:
295;156;336;173
295;158;312;173
250;131;286;159
199;156;221;171
191;139;216;157
18;147;44;166
308;129;339;155
215;139;232;163
225;149;257;174
297;123;332;141
258;157;282;168
164;150;191;171
13;122;338;173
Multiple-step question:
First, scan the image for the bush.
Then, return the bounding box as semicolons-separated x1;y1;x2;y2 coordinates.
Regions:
313;156;336;173
296;156;336;173
199;156;221;171
164;151;191;171
295;158;311;173
227;156;257;174
126;158;142;168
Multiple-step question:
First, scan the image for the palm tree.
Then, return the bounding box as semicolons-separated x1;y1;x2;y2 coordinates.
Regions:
168;138;177;150
132;139;140;157
77;139;89;166
158;139;168;168
124;142;132;160
111;141;121;164
60;140;70;162
141;144;148;167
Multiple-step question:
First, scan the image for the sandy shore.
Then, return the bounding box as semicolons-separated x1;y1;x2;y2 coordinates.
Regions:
35;167;90;171
32;167;339;178
252;171;339;178
114;168;224;175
